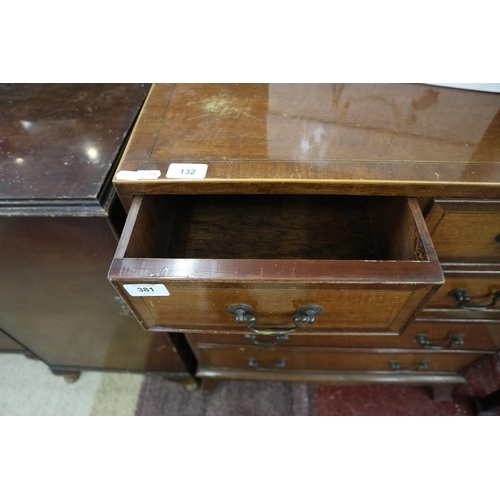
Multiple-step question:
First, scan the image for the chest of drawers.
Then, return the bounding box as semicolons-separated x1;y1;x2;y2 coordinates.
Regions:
109;83;500;397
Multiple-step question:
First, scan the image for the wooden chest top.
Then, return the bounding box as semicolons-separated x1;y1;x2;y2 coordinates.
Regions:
0;84;150;214
114;83;500;208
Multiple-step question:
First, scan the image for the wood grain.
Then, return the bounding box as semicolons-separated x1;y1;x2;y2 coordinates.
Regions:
426;199;500;263
114;83;500;209
186;319;500;352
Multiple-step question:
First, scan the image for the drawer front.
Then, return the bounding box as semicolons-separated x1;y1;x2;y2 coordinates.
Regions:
119;285;434;334
426;199;500;264
405;321;500;351
195;346;482;373
426;273;500;316
109;195;443;334
188;321;500;352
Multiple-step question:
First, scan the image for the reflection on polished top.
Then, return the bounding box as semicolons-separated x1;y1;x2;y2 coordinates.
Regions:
114;83;500;206
151;83;500;162
0;84;150;202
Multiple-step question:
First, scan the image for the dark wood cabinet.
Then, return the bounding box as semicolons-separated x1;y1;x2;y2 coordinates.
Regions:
109;83;500;396
0;328;25;353
0;84;195;380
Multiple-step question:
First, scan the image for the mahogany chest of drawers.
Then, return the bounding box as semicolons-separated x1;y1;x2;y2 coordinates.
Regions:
109;83;500;396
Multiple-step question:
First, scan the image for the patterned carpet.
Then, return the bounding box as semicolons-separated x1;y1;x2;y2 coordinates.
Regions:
1;353;499;415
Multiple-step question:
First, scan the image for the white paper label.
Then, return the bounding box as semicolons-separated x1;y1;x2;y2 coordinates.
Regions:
115;170;161;180
166;163;208;179
123;284;170;297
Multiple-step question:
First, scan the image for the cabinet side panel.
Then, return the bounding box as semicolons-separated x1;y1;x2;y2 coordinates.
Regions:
0;216;190;373
0;328;25;352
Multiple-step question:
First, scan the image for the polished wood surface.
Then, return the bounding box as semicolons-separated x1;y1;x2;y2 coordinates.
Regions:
0;84;150;213
114;83;500;209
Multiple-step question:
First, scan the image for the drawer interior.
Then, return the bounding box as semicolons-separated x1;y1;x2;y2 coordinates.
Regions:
124;195;429;262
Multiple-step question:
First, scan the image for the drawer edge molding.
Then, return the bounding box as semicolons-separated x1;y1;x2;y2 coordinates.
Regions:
193;344;493;355
110;258;444;284
197;368;467;385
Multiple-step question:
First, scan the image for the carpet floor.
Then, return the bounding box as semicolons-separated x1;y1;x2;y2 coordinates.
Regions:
1;352;499;415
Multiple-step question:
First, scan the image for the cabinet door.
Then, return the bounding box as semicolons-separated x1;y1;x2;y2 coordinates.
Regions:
0;216;193;374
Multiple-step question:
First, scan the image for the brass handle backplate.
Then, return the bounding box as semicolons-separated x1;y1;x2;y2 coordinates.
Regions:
387;360;429;372
228;304;323;335
414;333;466;350
247;357;288;371
244;333;289;346
448;288;500;311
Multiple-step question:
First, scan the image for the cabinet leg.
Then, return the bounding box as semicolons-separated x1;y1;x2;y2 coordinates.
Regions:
201;378;220;395
51;369;81;384
163;376;200;392
432;384;456;402
183;378;201;392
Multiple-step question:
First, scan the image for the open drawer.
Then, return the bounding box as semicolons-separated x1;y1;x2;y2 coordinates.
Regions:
108;195;443;335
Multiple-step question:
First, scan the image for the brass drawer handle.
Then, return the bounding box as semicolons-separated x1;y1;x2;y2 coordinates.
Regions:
228;304;323;335
247;357;288;371
448;288;500;310
244;333;289;346
414;333;466;350
387;360;429;372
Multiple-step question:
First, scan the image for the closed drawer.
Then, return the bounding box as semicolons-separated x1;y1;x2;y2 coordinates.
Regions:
426;273;500;317
426;199;500;264
405;321;500;352
195;346;482;373
187;320;500;352
109;195;443;334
